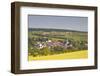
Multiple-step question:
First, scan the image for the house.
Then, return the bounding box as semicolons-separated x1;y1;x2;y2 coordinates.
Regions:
64;39;73;49
35;42;46;49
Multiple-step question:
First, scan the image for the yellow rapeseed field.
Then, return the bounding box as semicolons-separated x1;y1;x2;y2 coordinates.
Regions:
28;50;88;61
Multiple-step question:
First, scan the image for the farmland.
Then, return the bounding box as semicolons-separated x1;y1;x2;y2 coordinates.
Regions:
28;28;88;61
28;50;88;60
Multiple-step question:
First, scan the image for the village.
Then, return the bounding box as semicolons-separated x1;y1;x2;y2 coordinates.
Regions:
28;30;88;57
34;38;73;50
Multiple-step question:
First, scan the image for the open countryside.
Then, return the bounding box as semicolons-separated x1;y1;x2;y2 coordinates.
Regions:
28;28;88;61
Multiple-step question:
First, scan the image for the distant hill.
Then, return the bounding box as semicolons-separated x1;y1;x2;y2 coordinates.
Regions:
28;28;87;33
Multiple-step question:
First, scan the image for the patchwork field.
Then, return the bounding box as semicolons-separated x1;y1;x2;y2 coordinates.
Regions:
28;50;88;61
28;28;88;61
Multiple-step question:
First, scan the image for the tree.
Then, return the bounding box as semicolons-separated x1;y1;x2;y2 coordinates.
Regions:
52;46;64;54
40;47;50;56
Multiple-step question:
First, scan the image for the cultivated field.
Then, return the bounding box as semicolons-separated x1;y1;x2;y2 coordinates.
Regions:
28;50;88;60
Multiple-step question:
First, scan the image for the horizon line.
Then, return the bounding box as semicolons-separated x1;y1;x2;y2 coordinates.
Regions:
28;28;88;33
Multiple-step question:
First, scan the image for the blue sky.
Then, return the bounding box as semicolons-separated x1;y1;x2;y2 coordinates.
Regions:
28;15;88;32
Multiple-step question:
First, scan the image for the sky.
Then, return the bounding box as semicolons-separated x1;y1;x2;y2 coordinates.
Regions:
28;15;88;32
